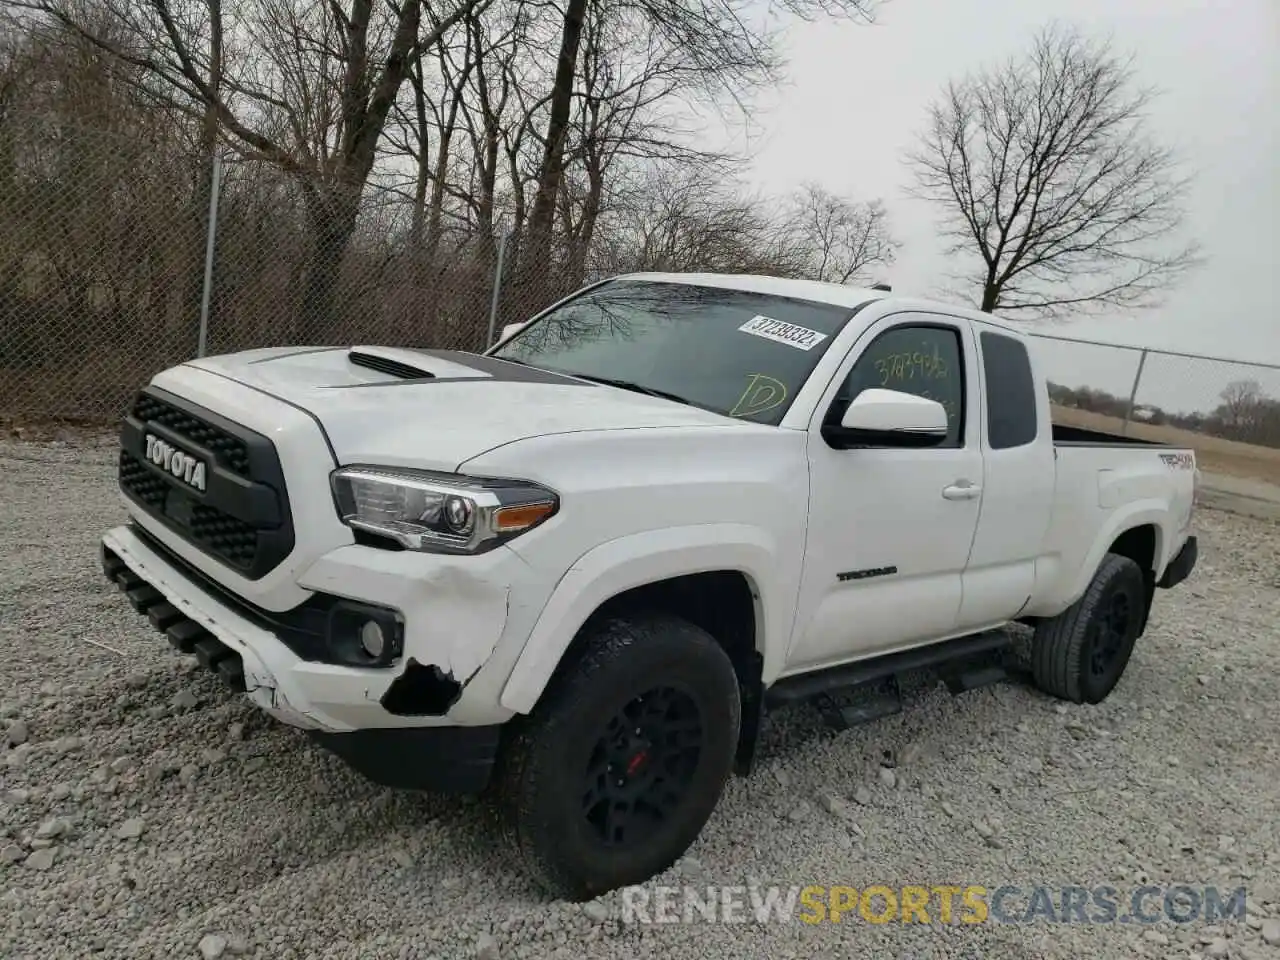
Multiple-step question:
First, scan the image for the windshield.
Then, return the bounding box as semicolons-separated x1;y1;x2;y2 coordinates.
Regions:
489;279;861;426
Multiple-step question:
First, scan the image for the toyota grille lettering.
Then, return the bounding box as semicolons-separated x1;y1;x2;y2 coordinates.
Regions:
143;434;208;492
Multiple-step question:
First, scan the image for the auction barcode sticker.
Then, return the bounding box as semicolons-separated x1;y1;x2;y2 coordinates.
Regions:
738;315;829;351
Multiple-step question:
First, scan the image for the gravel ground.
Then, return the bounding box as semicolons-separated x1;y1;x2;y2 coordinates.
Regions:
2;435;1278;960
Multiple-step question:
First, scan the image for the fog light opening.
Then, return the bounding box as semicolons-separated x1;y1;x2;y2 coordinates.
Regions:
326;602;403;667
359;619;387;659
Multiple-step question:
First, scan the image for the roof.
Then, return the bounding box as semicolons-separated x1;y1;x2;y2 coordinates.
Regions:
617;270;1025;333
616;271;886;310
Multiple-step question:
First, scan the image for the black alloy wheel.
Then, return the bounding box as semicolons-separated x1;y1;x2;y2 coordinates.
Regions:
1031;552;1148;704
1087;590;1133;681
581;685;704;848
496;613;741;900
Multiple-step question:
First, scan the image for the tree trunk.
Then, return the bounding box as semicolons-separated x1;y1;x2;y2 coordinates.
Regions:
424;126;455;271
476;121;499;238
408;55;431;258
406;58;434;333
299;186;360;343
566;157;603;287
518;0;587;294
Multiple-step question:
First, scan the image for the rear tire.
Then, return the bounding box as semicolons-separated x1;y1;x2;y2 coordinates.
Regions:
496;613;741;901
1031;553;1147;705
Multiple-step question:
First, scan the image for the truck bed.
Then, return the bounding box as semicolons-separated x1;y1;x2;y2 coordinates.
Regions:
1051;423;1170;448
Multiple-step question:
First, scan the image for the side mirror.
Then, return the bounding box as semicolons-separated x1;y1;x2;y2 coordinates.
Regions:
823;388;949;449
499;321;528;342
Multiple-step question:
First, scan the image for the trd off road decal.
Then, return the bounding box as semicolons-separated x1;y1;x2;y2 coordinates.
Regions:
738;315;829;351
837;566;899;582
1159;452;1194;470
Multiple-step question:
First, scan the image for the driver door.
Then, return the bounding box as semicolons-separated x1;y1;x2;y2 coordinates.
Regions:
784;313;984;674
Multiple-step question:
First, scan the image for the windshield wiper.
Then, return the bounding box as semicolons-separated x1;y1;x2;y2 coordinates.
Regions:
565;373;698;407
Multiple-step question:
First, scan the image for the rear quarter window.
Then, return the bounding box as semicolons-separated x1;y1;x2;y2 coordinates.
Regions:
979;330;1038;449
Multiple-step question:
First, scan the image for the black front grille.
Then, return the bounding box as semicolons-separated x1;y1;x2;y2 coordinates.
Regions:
131;394;251;476
118;388;295;580
189;504;259;568
118;450;167;508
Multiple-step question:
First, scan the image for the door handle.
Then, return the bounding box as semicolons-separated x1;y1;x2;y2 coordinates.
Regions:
942;481;981;501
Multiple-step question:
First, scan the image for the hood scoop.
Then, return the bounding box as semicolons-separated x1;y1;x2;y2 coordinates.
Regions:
348;347;436;380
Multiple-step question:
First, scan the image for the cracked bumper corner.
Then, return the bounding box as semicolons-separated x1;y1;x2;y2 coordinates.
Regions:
295;545;513;692
100;524;522;732
101;526;345;731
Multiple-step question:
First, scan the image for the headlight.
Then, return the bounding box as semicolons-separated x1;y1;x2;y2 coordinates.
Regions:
330;466;559;554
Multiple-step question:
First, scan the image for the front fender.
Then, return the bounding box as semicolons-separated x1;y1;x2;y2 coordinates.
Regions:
498;523;791;714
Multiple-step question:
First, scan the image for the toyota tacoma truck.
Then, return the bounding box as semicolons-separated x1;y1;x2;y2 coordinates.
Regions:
99;272;1199;900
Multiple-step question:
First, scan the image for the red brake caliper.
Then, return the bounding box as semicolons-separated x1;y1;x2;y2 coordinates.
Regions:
626;749;649;777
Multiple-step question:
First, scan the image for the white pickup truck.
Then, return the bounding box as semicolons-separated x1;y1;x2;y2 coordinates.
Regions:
100;272;1199;899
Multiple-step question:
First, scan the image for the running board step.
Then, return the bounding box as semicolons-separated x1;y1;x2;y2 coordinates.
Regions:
765;629;1012;708
941;661;1009;695
102;552;127;581
815;676;903;731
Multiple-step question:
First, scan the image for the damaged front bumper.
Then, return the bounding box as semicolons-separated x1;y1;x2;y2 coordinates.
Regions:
100;522;531;792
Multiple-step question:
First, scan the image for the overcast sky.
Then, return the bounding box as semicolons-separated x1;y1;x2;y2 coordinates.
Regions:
713;0;1278;412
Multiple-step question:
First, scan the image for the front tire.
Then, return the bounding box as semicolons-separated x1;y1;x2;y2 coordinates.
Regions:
1031;552;1148;704
497;613;741;901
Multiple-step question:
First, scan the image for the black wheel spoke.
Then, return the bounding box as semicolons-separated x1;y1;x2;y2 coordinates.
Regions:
582;768;609;811
1088;587;1137;680
662;718;702;748
605;800;630;844
647;779;685;814
580;684;704;848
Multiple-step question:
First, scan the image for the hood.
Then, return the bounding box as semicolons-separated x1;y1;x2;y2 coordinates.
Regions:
184;345;746;470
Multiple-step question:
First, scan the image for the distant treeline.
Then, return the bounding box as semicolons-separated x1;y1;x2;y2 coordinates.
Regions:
1048;380;1280;450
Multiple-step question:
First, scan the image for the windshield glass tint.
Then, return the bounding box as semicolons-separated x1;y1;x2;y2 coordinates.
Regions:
490;279;858;425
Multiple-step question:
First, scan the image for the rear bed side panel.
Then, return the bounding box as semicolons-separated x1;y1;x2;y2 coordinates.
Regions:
130;364;354;612
1026;445;1196;617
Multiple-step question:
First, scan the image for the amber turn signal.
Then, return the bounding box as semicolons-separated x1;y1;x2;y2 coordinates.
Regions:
493;501;557;532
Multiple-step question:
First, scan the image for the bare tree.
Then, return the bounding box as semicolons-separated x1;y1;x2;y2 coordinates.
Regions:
593;163;804;277
788;181;895;284
555;3;746;287
1219;379;1263;429
25;0;488;338
907;23;1201;316
0;9;31;196
516;0;879;288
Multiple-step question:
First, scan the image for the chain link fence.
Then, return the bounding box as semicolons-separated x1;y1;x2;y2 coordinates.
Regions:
1026;333;1280;443
3;112;1278;467
0;114;571;423
1027;333;1280;484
